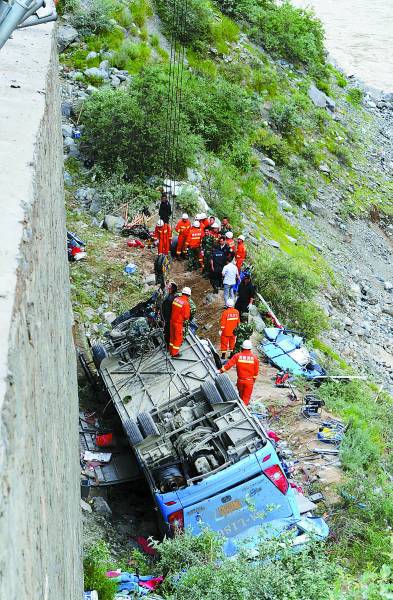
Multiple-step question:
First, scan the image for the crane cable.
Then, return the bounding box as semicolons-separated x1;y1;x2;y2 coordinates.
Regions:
161;0;189;224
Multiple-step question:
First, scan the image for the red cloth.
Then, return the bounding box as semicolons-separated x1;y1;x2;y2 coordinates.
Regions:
220;307;240;351
175;219;191;255
169;295;191;356
235;241;247;270
154;224;172;255
185;226;203;249
221;349;260;405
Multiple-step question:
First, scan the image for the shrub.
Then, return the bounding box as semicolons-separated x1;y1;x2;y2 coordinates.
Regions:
346;87;364;106
155;529;338;600
269;98;300;137
69;0;114;36
130;0;153;27
255;1;326;69
111;40;152;71
96;171;159;214
252;249;328;337
201;157;243;230
82;68;200;178
176;187;200;215
253;128;291;165
228;140;255;173
154;0;214;50
83;541;117;600
182;74;255;151
56;0;80;16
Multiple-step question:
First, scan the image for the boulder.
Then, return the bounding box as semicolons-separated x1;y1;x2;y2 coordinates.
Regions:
84;67;107;81
279;199;292;211
382;306;393;317
308;201;326;217
75;187;96;208
99;59;111;73
308;84;335;110
63;171;73;187
267;239;280;250
110;76;121;88
384;281;393;291
62;123;73;138
103;214;125;233
86;51;98;60
89;193;104;215
91;496;112;515
319;163;330;175
249;304;265;333
61;102;73;118
57;25;78;52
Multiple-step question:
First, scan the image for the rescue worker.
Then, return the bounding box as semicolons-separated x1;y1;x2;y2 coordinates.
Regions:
161;282;178;347
198;212;209;233
225;231;235;257
220;298;240;360
235;235;247;271
153;220;172;256
221;216;232;236
208;216;217;230
201;225;217;275
175;213;191;258
219;339;259;406
210;236;231;293
210;222;221;239
169;286;192;357
185;220;203;271
159;193;172;224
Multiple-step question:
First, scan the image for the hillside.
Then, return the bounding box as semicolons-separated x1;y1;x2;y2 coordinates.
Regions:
58;0;393;597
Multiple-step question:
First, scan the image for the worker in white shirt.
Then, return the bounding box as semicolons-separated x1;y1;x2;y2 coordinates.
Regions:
222;258;240;305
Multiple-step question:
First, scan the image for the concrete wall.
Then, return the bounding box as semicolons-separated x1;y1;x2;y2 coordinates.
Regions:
0;23;82;600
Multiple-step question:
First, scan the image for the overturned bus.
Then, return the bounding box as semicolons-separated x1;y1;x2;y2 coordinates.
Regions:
91;300;328;556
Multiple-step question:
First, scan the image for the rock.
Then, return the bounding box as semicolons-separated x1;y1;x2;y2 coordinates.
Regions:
367;296;379;306
249;304;265;332
61;102;73;118
62;124;73;138
279;199;292;211
261;156;275;167
384;281;393;291
103;215;125;233
308;84;335;110
103;311;117;324
86;51;98;60
310;241;323;253
367;101;377;109
75;187;96;208
91;496;112;515
86;85;98;95
57;25;78;52
110;76;121;88
308;201;326;217
319;163;330;175
89;193;104;216
81;499;92;513
285;234;297;244
382;306;393;317
204;293;215;304
143;274;156;285
63;171;73;187
84;307;96;320
267;240;280;249
99;59;110;73
84;67;107;81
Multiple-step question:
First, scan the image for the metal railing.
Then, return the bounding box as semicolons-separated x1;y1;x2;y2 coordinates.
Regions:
0;0;57;51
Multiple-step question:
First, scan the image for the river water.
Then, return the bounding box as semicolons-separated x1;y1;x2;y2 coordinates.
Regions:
292;0;393;92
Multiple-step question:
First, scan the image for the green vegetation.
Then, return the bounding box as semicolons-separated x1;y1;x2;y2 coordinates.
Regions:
83;541;117;600
346;87;364;106
69;0;115;36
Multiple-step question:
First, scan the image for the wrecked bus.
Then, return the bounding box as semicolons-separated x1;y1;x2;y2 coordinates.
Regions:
91;306;328;555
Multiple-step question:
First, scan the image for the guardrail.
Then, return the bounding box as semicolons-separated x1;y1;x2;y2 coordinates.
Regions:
0;0;57;50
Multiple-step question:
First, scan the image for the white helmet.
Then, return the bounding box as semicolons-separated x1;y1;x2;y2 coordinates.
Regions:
242;340;252;350
199;212;207;219
193;220;200;227
226;299;234;307
182;287;191;296
238;235;245;241
195;213;202;220
212;223;220;229
225;231;233;239
157;219;164;226
182;213;189;219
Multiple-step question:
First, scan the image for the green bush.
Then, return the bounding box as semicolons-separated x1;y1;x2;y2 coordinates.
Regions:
183;74;255;151
111;40;152;71
81;67;200;178
252;249;328;337
176;187;200;215
130;0;153;27
253;128;291;165
154;0;214;49
56;0;80;16
255;1;325;69
201;157;243;230
228;140;255;173
346;87;364;106
269;98;300;137
69;0;114;36
83;541;117;600
96;170;159;214
155;529;338;600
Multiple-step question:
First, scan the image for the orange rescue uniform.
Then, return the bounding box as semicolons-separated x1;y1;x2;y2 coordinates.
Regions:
221;349;259;406
169;294;191;356
220;307;240;352
154;223;172;255
226;239;235;253
235;241;247;271
199;218;210;234
175;218;191;256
